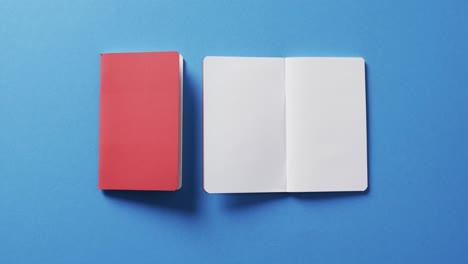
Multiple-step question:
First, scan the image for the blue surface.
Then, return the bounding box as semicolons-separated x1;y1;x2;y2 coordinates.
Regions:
1;0;468;263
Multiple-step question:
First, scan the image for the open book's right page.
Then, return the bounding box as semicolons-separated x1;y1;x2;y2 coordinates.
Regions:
285;57;368;192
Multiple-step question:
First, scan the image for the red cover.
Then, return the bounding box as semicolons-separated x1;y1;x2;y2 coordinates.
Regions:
99;51;182;190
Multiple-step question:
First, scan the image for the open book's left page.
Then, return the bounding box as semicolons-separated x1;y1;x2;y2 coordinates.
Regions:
203;57;287;193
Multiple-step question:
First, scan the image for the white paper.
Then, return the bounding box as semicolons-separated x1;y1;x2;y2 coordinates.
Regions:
285;57;368;192
203;57;287;193
178;54;183;190
203;56;367;193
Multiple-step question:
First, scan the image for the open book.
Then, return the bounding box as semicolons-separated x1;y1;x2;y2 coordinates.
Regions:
203;56;367;193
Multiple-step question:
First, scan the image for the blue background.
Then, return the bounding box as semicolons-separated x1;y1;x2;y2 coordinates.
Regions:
1;0;467;263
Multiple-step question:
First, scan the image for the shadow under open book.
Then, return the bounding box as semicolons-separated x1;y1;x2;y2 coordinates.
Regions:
222;192;289;209
290;188;370;201
223;188;370;210
102;63;200;215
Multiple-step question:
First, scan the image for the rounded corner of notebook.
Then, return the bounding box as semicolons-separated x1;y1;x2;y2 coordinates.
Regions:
203;56;214;66
176;181;182;191
356;57;366;65
98;184;109;191
170;51;181;57
358;182;368;192
97;180;105;190
203;183;215;194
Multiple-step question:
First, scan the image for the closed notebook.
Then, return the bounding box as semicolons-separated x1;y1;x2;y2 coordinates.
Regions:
99;51;183;191
203;56;367;193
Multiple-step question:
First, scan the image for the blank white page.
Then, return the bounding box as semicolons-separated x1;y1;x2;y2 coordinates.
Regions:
203;57;286;193
285;57;367;192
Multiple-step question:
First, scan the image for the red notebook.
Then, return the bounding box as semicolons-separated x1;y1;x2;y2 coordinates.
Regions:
98;51;183;191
